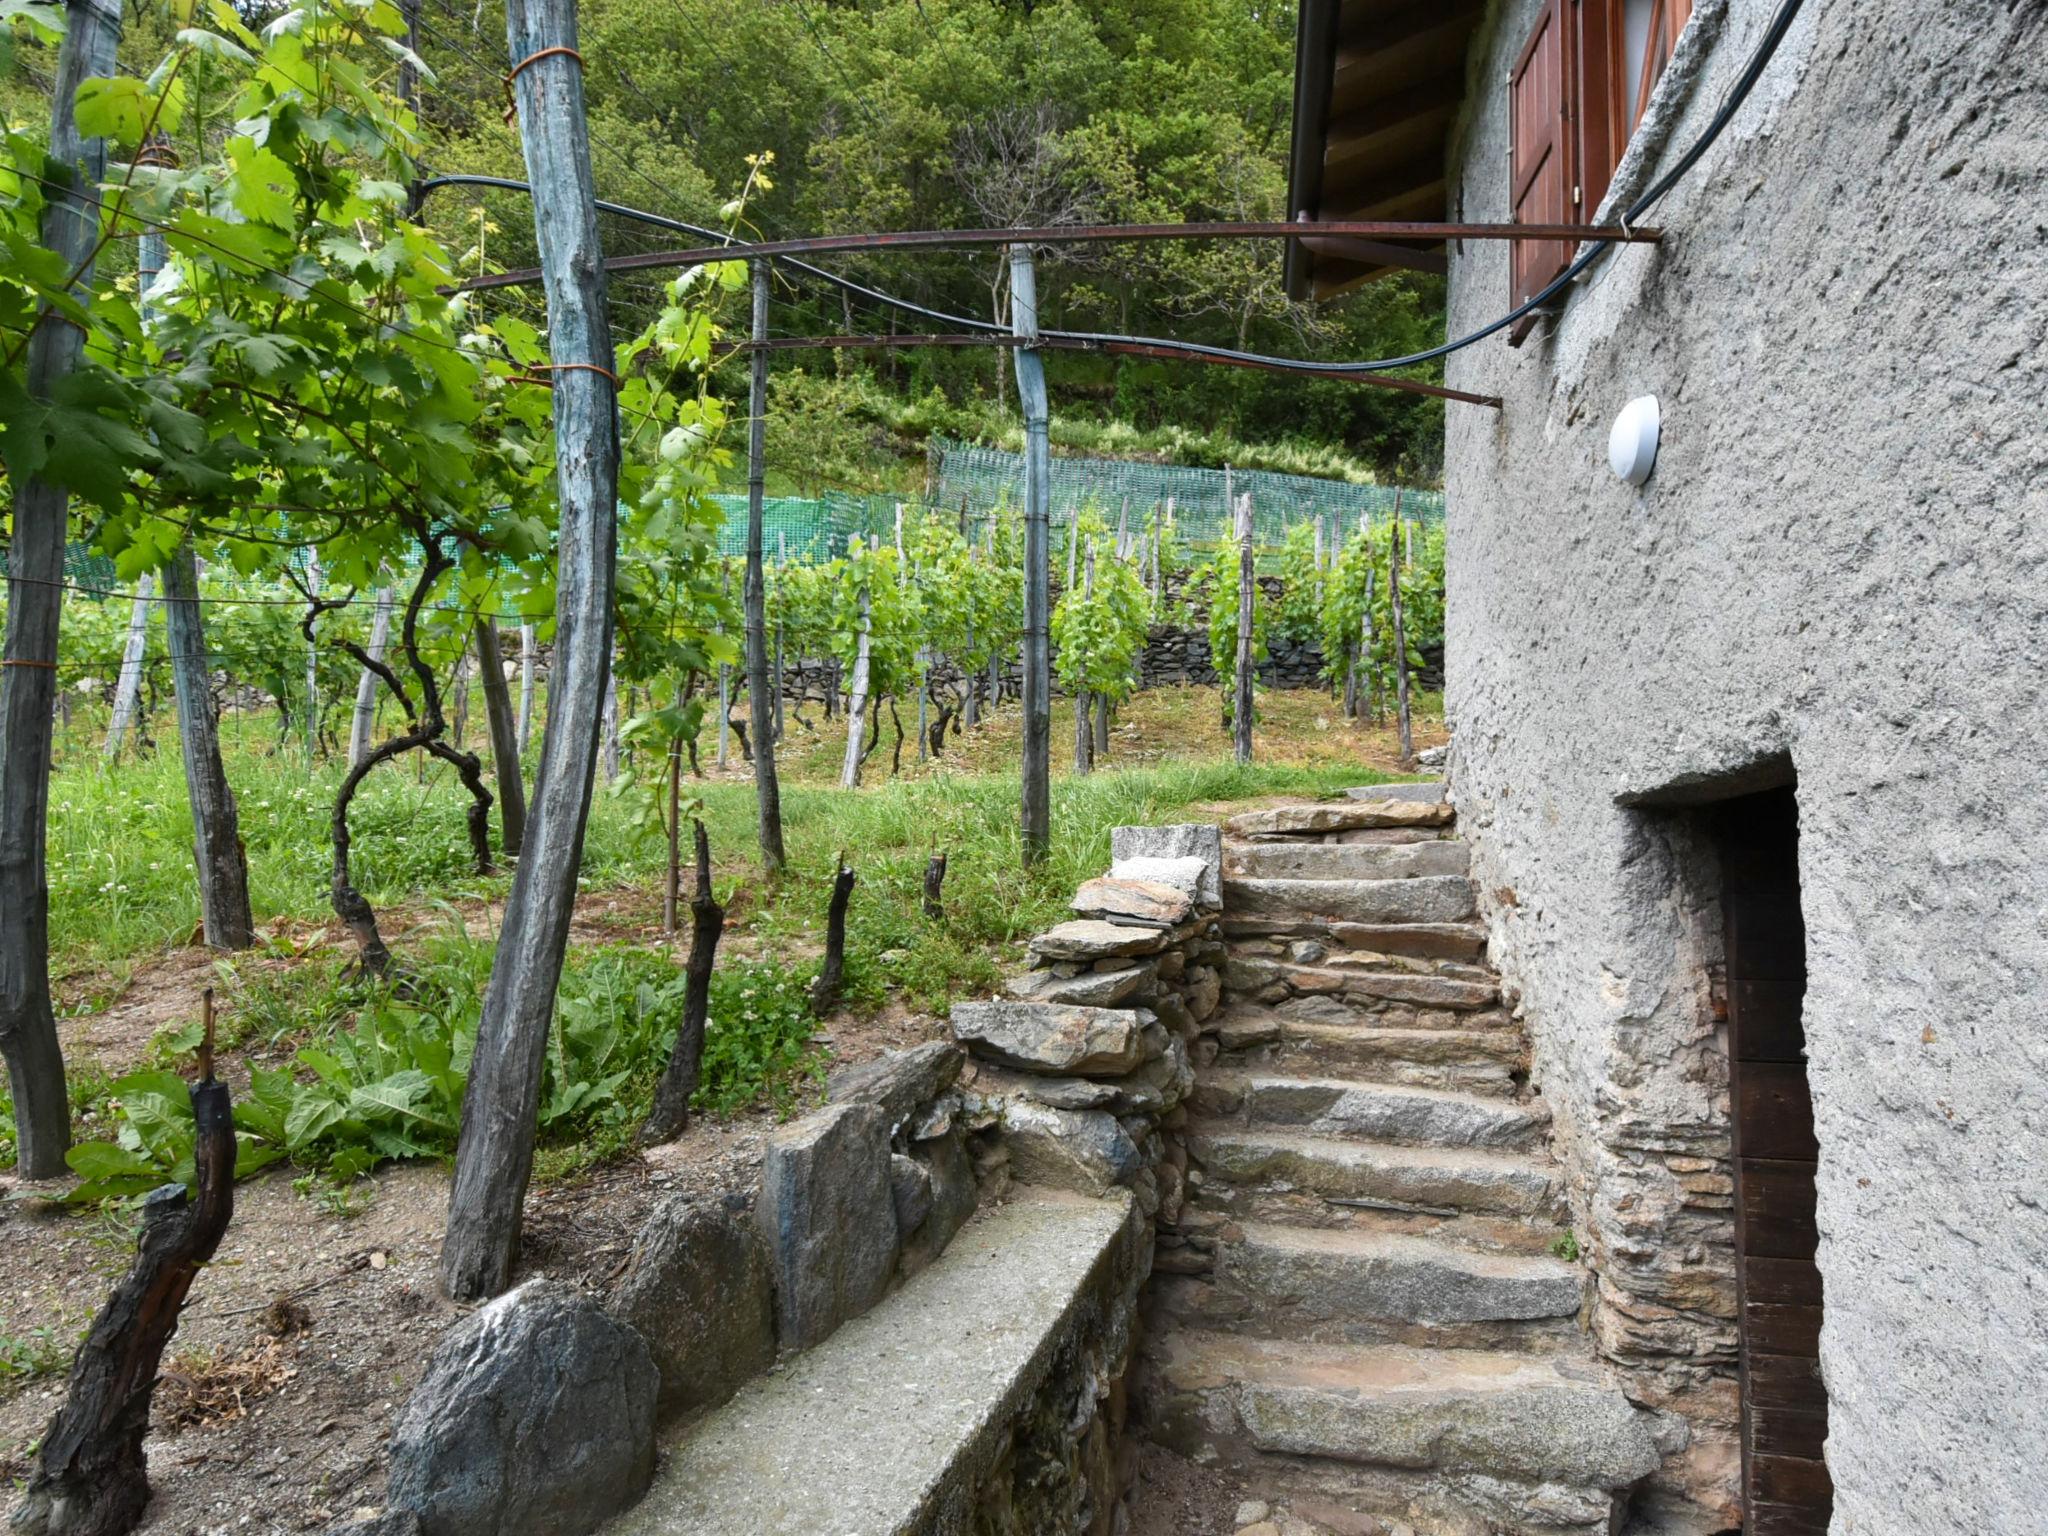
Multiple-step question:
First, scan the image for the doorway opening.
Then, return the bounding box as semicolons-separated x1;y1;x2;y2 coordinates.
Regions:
1708;785;1833;1534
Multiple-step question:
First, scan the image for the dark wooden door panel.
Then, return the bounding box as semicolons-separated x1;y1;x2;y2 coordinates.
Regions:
1750;1500;1834;1536
1738;1158;1819;1259
1725;893;1807;980
1743;1255;1825;1307
1736;1061;1820;1160
1747;1351;1829;1414
1753;1453;1835;1508
1748;1393;1830;1460
1730;978;1808;1060
1744;1302;1823;1356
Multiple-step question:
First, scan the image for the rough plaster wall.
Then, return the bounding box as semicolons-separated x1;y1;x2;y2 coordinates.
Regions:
1440;1;2048;1531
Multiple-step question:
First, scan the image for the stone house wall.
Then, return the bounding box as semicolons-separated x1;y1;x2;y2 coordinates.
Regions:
1439;1;2047;1530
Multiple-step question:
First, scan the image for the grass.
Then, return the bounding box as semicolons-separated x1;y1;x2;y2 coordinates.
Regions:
10;683;1438;1179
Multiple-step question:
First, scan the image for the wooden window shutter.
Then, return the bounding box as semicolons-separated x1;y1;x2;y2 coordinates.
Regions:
1509;0;1575;322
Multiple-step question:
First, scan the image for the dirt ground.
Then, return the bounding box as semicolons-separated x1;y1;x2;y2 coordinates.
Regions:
1;905;940;1534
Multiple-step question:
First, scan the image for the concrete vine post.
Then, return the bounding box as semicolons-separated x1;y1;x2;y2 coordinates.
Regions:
1073;543;1094;775
0;0;124;1180
349;587;394;765
839;567;873;789
516;621;536;754
102;575;154;759
1009;245;1051;864
441;0;619;1302
1233;491;1255;765
1388;490;1414;766
303;553;322;762
744;259;787;870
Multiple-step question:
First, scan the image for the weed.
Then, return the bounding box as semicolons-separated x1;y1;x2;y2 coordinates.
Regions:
1550;1230;1582;1263
0;1328;72;1388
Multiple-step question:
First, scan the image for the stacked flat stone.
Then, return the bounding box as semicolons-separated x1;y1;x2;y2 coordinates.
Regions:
950;825;1227;1240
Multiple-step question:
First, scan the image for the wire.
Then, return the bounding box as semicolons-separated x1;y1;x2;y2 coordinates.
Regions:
422;0;1810;380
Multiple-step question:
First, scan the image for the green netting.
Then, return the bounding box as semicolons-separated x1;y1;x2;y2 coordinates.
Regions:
706;490;912;562
0;542;120;599
927;437;1443;551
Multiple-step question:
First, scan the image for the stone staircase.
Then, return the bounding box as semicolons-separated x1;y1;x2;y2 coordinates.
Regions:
1140;785;1667;1536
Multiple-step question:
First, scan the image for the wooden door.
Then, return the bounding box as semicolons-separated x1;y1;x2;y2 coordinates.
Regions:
1718;788;1833;1534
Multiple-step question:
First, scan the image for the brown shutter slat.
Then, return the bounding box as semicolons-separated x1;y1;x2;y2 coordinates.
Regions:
1508;0;1575;319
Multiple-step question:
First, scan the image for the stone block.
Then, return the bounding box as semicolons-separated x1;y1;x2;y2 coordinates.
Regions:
387;1281;658;1536
827;1040;964;1134
1110;823;1223;906
899;1126;978;1275
755;1102;899;1351
609;1195;775;1418
1342;781;1446;804
1028;919;1173;962
1224;800;1453;838
1072;876;1194;928
1005;959;1158;1008
1000;1101;1143;1194
953;1000;1154;1077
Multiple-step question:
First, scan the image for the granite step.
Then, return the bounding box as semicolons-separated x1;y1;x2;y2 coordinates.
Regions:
1174;1221;1586;1344
1141;1331;1662;1519
1202;1072;1549;1151
1342;781;1447;804
1224;799;1456;840
1223;874;1477;925
1222;839;1471;881
1221;916;1490;962
1189;1126;1561;1219
1215;1006;1524;1095
1224;956;1501;1012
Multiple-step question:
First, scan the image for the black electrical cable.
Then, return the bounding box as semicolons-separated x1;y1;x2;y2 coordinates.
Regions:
420;0;1807;378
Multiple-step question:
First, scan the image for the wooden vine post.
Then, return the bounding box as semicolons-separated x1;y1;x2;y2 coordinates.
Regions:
1010;245;1051;864
138;194;259;954
441;0;619;1302
1233;491;1255;765
14;991;235;1535
516;621;536;754
744;259;787;870
838;539;874;789
641;821;723;1143
0;0;124;1181
1074;543;1094;775
1388;489;1414;766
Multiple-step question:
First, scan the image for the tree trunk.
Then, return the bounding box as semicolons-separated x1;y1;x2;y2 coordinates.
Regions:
164;548;254;951
13;1039;234;1536
440;0;619;1302
838;581;873;788
808;858;856;1015
102;575;154;760
1094;693;1110;758
474;618;527;857
1011;247;1051;864
0;0;124;1182
640;820;722;1144
349;587;394;766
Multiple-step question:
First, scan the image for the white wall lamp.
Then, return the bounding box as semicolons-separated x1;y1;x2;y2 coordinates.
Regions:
1608;395;1661;487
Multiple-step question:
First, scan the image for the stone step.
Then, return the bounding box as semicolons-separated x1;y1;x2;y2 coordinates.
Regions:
1203;1072;1550;1151
1215;1006;1525;1095
1224;799;1455;840
1178;1222;1585;1343
1142;1331;1662;1513
1222;916;1490;962
1342;781;1447;804
1224;874;1477;926
1226;956;1501;1013
1223;839;1470;881
1189;1126;1561;1219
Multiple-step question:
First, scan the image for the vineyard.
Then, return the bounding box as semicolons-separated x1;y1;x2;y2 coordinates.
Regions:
0;0;1457;1528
